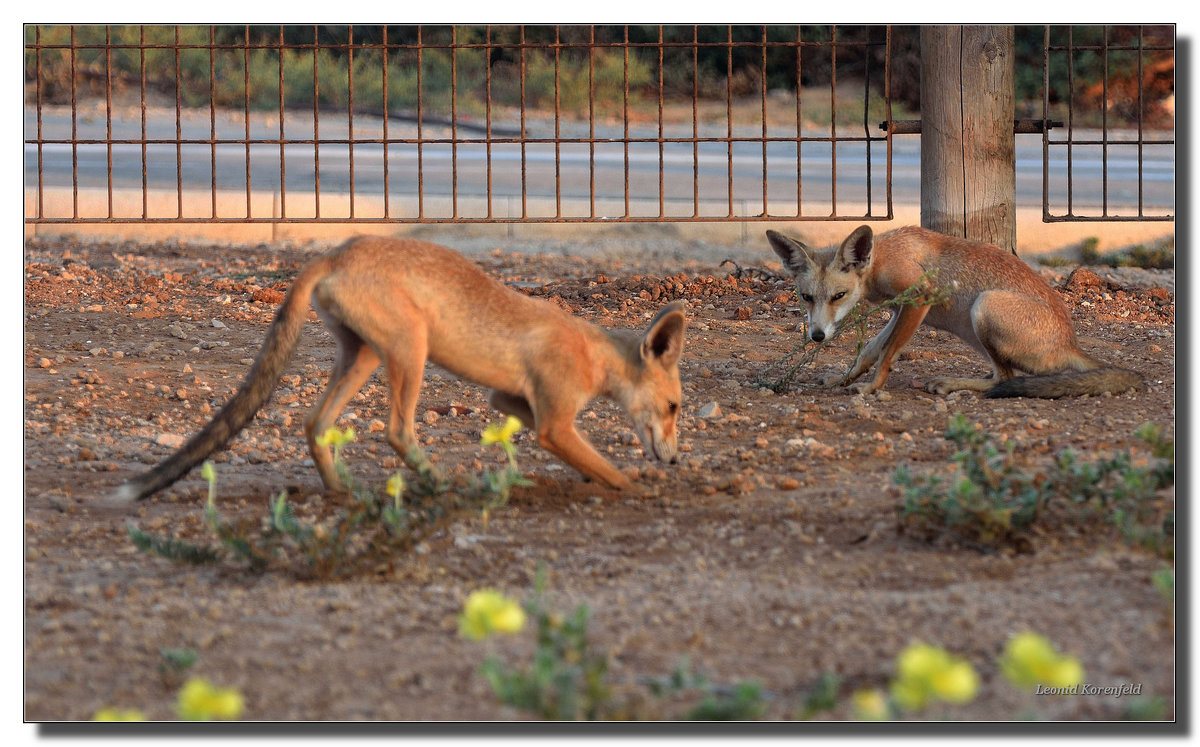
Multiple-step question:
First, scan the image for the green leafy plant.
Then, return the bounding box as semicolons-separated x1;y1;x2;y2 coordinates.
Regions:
896;415;1174;556
469;578;769;721
158;647;199;687
128;419;533;579
1079;236;1174;270
477;590;614;720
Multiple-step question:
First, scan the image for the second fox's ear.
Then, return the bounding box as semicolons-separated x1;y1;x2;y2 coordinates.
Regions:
765;230;815;276
836;225;874;272
642;301;686;367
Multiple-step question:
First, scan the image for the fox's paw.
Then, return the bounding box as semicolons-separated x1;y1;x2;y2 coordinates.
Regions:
818;371;851;388
924;379;954;395
847;380;880;396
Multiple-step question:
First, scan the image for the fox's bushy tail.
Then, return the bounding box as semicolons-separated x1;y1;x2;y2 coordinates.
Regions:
985;367;1141;399
113;258;333;502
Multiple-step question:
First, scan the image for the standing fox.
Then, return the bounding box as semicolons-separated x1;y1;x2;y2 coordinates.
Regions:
116;236;686;501
766;225;1140;398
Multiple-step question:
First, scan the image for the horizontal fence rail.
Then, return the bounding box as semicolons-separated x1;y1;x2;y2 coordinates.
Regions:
1041;24;1174;222
24;24;895;225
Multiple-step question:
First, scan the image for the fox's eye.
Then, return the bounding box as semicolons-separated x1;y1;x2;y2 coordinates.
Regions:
800;293;814;304
831;291;847;301
668;401;679;415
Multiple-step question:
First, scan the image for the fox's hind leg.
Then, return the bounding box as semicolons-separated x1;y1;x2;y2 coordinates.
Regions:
925;290;1066;394
379;326;435;474
304;324;382;491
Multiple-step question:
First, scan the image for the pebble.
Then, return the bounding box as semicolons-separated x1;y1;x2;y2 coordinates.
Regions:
697;402;722;419
154;433;184;449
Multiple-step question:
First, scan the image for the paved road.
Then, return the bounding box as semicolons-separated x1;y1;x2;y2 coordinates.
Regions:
24;109;1174;218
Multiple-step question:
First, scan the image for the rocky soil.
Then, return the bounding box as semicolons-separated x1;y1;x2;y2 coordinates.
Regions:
23;235;1175;721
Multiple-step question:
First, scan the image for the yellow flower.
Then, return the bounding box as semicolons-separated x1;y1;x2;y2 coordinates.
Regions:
386;473;406;501
481;416;523;447
851;689;891;721
315;426;356;448
92;707;146;721
1000;632;1085;689
930;659;979;704
458;589;526;640
176;677;245;721
891;643;979;711
200;460;216;484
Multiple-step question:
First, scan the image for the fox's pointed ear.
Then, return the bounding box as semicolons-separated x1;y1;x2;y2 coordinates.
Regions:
765;230;815;276
836;225;875;272
642;301;686;367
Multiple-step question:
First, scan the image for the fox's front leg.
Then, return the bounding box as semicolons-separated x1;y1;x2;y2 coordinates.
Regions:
835;304;929;395
818;310;897;388
536;416;633;491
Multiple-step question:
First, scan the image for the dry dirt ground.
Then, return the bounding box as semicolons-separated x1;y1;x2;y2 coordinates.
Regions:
23;233;1175;722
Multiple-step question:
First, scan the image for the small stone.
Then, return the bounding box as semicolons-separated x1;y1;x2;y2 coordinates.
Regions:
698;402;722;419
155;433;185;449
422;409;440;425
211;319;226;328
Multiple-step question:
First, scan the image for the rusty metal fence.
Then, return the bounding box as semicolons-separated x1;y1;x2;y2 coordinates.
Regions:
1041;24;1174;222
23;24;894;226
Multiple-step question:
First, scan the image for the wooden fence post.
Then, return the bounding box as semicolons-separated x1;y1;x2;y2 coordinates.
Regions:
920;25;1017;253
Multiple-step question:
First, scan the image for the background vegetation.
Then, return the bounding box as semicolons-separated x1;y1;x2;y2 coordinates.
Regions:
25;24;1174;129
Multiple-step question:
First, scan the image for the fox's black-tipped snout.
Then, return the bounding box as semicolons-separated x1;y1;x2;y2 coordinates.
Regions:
810;329;826;343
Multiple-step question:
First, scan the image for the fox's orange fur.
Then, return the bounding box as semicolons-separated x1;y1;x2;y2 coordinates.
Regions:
767;225;1140;398
116;237;686;501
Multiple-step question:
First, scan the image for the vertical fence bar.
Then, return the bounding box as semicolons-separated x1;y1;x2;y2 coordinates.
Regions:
174;27;183;218
657;25;665;219
450;24;458;219
554;25;563;219
863;26;873;217
139;26;148;219
725;25;733;217
278;26;288;220
691;25;699;218
312;26;322;219
484;25;494;220
104;26;113;219
380;26;389;220
70;26;79;219
795;25;803;218
348;25;357;219
588;25;596;219
884;25;894;220
1042;25;1051;222
208;26;217;219
1101;26;1110;218
760;25;769;217
622;24;631;218
34;26;45;219
1066;25;1074;217
1136;25;1146;218
416;25;424;219
243;26;252;219
519;25;528;219
829;25;838;217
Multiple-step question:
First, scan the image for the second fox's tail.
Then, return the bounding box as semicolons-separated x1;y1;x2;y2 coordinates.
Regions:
113;257;333;501
985;367;1142;399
